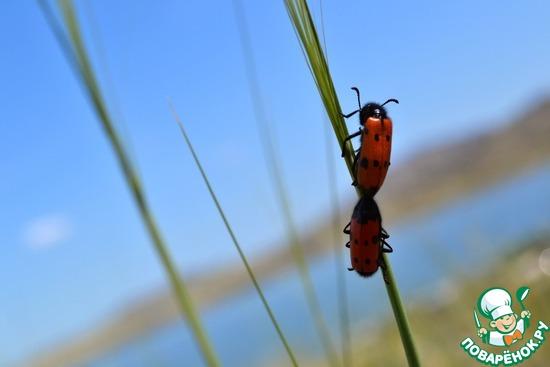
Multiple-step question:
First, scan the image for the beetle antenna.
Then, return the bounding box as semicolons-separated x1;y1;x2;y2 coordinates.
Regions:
351;87;361;109
381;98;399;106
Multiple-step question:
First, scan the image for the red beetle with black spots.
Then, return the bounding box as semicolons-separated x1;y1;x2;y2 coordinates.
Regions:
341;87;398;195
343;196;392;279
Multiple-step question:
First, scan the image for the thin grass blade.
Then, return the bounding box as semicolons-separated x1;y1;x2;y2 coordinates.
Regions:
39;1;220;365
169;103;299;367
232;1;340;366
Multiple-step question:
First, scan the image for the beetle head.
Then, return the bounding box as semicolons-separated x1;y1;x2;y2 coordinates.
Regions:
346;87;398;125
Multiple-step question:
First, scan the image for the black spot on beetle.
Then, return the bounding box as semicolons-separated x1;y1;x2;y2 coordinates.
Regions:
364;240;369;246
386;135;390;141
373;160;380;167
354;239;358;245
365;259;371;264
374;134;379;141
360;158;369;168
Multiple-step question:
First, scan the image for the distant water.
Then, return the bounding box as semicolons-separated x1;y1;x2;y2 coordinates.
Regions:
87;166;550;367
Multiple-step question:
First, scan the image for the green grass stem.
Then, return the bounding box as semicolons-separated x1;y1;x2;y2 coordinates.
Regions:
232;1;340;366
283;1;421;366
169;103;299;367
39;1;220;366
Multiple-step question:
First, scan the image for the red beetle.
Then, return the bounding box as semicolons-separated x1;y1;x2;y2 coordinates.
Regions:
341;87;398;196
344;196;392;278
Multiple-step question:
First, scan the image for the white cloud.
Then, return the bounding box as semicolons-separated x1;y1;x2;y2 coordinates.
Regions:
22;214;73;250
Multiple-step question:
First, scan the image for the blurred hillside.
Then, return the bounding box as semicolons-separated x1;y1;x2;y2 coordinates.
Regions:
379;97;550;220
27;99;550;367
301;234;550;367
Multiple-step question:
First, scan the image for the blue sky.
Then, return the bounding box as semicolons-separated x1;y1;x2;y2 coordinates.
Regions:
1;0;549;364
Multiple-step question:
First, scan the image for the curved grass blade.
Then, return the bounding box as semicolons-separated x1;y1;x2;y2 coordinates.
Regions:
232;1;339;366
39;1;220;366
169;102;300;367
283;1;421;366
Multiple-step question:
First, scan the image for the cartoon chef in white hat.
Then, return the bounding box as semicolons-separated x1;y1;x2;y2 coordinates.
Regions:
476;287;531;346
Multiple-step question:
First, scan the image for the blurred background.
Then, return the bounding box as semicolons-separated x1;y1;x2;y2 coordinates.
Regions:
1;0;549;366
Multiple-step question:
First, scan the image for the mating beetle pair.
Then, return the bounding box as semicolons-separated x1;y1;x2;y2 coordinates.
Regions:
341;87;398;279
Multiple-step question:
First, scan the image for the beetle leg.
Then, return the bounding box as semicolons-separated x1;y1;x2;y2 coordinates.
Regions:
381;227;390;239
341;109;360;119
341;129;362;157
345;241;350;248
343;226;351;235
347;267;354;271
343;222;351;234
381;240;393;253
